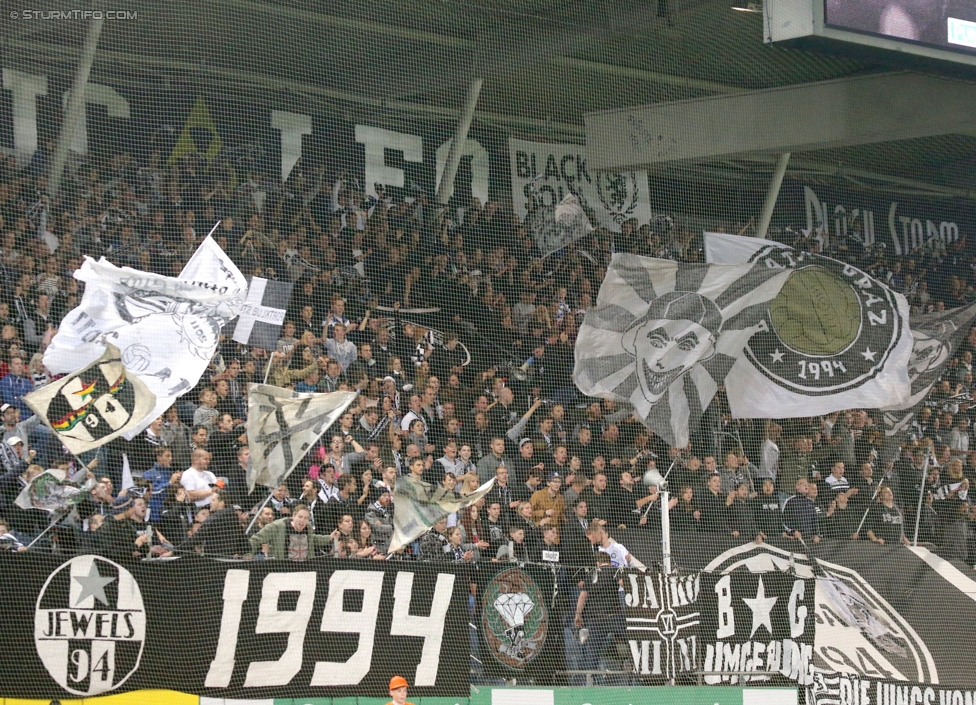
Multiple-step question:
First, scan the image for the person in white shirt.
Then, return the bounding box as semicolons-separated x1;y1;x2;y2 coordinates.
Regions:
585;520;634;568
325;323;358;372
948;417;970;457
760;421;782;482
180;449;218;508
824;460;851;497
400;395;427;434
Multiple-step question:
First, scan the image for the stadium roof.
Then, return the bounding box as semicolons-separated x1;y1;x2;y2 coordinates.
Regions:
5;0;976;198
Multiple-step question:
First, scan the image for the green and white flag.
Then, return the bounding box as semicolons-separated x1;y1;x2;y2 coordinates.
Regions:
15;468;95;515
389;476;495;553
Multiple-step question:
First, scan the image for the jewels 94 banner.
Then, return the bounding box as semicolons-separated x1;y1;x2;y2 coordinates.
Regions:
1;553;469;700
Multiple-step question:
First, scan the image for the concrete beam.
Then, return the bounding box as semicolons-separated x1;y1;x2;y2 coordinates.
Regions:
584;72;976;170
4;40;584;137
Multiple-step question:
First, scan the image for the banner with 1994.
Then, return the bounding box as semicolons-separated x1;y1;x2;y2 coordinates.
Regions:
0;553;468;700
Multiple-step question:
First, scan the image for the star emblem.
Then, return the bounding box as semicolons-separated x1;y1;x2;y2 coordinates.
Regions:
770;349;785;363
73;562;115;607
742;576;778;638
861;348;877;362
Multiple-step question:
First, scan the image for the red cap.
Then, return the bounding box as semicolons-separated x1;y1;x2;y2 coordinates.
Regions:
389;676;409;691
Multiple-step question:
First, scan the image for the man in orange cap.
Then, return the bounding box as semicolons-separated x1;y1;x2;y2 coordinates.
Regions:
388;675;414;705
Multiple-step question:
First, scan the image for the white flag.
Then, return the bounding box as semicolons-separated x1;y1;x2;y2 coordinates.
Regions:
574;253;792;447
702;232;914;418
43;235;246;438
527;193;595;257
703;230;786;265
389;475;495;553
25;343;156;454
246;385;358;492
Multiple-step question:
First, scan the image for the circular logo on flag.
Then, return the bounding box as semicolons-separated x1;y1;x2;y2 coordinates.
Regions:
743;250;903;394
482;568;548;670
34;555;146;696
704;543;935;684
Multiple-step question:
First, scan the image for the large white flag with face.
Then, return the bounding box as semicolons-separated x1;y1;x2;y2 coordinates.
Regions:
44;234;246;438
574;253;792;447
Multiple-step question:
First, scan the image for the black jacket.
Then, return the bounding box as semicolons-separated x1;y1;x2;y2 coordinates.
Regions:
96;518;150;561
179;507;249;556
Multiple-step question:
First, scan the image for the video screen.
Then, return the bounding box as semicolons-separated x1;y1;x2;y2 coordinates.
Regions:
825;1;976;54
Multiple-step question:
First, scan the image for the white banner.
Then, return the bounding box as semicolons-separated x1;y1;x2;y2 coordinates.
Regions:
700;233;914;418
509;138;652;233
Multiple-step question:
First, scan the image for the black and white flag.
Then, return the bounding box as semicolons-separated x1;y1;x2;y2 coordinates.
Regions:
623;571;700;681
806;672;976;705
43;235;246;438
527;192;595;257
703;232;914;418
880;301;976;460
574;253;792;447
700;570;815;686
231;277;294;350
246;385;358;492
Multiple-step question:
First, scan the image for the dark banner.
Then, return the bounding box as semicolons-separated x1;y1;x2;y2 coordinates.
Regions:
623;571;700;681
806;672;976;705
474;564;562;682
0;553;469;700
699;571;815;687
775;179;974;258
619;531;976;688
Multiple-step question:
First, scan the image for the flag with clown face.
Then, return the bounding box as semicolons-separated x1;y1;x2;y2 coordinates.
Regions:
574;253;792;447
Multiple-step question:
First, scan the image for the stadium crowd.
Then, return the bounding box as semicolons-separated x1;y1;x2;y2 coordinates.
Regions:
0;141;974;572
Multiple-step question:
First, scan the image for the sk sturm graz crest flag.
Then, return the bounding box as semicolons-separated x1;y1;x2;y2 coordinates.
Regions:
246;385;359;492
574;253;792;447
231;276;294;350
25;344;156;454
703;232;914;418
43;233;246;439
526;192;595;257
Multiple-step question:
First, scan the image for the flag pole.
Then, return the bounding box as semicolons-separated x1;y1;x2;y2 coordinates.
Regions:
261;353;275;385
244;484;275;534
853;476;885;537
25;521;59;550
912;446;932;547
